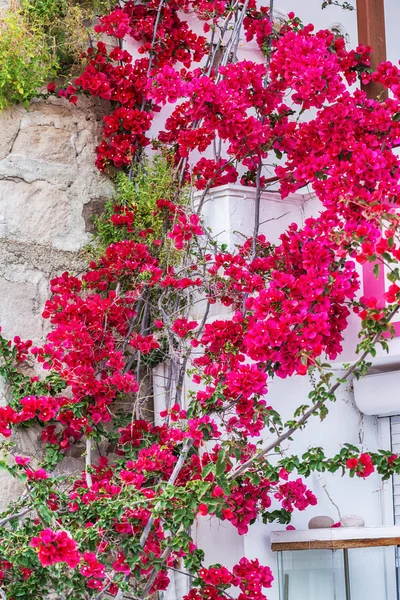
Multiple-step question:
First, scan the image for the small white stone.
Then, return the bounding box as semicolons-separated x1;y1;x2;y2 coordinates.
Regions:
308;516;335;529
340;515;365;527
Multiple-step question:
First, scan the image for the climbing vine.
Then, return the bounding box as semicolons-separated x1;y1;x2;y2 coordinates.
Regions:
1;2;400;600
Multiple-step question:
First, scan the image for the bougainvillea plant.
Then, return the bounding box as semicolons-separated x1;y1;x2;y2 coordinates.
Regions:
2;1;400;599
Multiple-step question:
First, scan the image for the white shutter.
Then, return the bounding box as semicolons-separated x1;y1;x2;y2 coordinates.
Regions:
391;416;400;524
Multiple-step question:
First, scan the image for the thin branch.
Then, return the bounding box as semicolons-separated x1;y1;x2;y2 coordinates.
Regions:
195;301;211;339
146;0;165;78
85;437;93;488
127;0;166;179
139;442;196;597
174;352;191;408
121;294;146;354
204;0;241;76
217;0;250;73
251;159;263;261
0;506;33;527
166;567;233;600
135;350;142;420
93;582;111;600
141;545;173;597
168;566;193;578
258;211;291;226
321;482;342;521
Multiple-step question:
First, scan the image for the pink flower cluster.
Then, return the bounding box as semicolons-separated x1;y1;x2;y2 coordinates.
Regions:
346;453;375;478
30;530;81;569
186;557;273;600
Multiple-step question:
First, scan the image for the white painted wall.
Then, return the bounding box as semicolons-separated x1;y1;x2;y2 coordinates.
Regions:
276;0;358;44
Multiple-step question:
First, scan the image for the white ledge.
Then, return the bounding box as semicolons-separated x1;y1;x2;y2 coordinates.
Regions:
193;183;315;207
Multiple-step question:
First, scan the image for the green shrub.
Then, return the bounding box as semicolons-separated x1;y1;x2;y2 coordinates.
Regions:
21;0;117;74
21;0;68;23
0;1;116;110
95;153;179;250
0;10;57;110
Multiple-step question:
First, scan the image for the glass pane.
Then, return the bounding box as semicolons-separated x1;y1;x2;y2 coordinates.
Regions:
348;546;397;600
396;546;400;600
278;549;347;600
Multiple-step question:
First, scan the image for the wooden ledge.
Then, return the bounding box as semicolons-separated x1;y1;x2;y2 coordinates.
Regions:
271;526;400;552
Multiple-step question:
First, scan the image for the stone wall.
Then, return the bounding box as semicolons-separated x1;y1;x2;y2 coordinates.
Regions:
0;96;113;345
0;96;113;508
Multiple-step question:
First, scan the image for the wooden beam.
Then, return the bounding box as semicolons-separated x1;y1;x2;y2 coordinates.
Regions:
271;536;400;552
356;0;387;98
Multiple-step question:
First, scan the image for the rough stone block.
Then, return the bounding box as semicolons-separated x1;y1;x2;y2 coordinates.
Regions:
0;180;71;244
0;105;22;160
0;473;25;513
12;125;77;165
0;97;113;251
0;274;45;342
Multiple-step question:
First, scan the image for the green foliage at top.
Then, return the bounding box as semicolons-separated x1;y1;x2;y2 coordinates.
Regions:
95;153;179;251
21;0;116;75
0;0;115;110
22;0;68;22
21;0;116;28
0;10;58;110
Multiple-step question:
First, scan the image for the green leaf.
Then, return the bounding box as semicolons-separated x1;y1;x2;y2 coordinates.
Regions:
215;449;227;478
202;463;215;478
